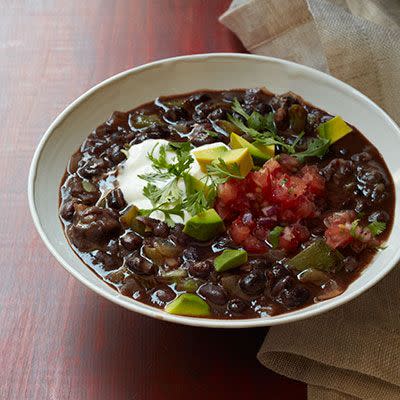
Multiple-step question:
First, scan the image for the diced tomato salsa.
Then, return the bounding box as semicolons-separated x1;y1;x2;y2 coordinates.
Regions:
216;156;326;253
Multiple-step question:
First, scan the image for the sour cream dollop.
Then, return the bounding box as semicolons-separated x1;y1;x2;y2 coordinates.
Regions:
118;139;229;223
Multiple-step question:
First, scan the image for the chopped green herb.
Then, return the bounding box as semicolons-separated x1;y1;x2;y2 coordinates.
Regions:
138;143;193;224
183;177;217;216
280;178;288;186
292;136;331;162
205;130;219;139
231;98;250;120
139;203;185;227
349;219;386;241
367;221;386;236
227;113;296;154
349;219;360;238
138;142;222;224
268;226;284;249
232;98;276;132
291;131;305;149
206;158;244;183
226;98;332;162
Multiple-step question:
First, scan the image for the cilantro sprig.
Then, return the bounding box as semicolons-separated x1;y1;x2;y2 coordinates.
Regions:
206;158;244;183
138;142;218;225
227;98;331;162
137;142;193;225
367;221;387;236
349;219;387;241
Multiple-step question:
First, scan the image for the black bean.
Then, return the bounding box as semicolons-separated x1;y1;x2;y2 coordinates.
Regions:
187;93;211;105
170;224;189;245
125;254;154;275
81;136;109;156
227;299;247;314
94;124;113;138
351;152;372;162
188;130;216;146
67;152;81;174
208;108;227;120
189;260;213;279
78;157;109;179
107;188;127;210
321;159;354;182
249;258;271;269
199;283;228;305
120;232;143;251
130;127;168;144
276;286;310;309
119;277;145;298
274;107;290;130
243;88;272;114
107;144;126;164
164;106;189;123
94;251;122;271
239;270;267;295
368;210;390;223
211;235;234;252
153;221;169;238
269;264;290;282
68;206;121;252
350;241;367;254
343;256;358;273
354;198;368;213
106;111;128;127
151;286;176;305
182;246;201;262
60;200;75;221
271;275;294;297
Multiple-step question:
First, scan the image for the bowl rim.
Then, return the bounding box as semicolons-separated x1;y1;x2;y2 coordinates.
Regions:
28;52;400;328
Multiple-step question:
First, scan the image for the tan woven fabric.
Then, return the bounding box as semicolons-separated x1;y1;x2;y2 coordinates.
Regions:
220;1;400;399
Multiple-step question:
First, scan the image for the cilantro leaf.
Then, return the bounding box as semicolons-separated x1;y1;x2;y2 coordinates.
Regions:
142;183;162;207
206;158;244;183
247;111;264;131
227;112;295;154
138;141;222;224
184;189;216;216
367;221;386;236
227;97;332;163
205;130;219;139
139;203;185;227
292;137;330;162
349;219;360;238
231;98;250;120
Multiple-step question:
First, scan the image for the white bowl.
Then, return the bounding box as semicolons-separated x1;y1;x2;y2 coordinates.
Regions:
28;53;400;328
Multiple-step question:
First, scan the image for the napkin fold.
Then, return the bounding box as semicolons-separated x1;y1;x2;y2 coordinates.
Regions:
220;1;400;399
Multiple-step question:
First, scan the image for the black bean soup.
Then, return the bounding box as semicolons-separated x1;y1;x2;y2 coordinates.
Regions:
59;88;395;319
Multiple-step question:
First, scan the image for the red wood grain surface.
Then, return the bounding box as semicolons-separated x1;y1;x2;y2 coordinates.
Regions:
0;1;306;399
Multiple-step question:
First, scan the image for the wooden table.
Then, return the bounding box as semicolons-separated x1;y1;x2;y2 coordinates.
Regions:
0;1;306;398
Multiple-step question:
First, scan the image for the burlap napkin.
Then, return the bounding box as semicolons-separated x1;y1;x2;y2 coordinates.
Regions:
220;1;400;399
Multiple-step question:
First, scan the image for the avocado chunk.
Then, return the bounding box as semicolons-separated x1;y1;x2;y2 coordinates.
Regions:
215;148;254;177
165;293;210;316
183;173;211;196
192;145;228;172
317;116;352;144
214;249;248;272
183;209;225;241
230;132;274;163
288;239;344;272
